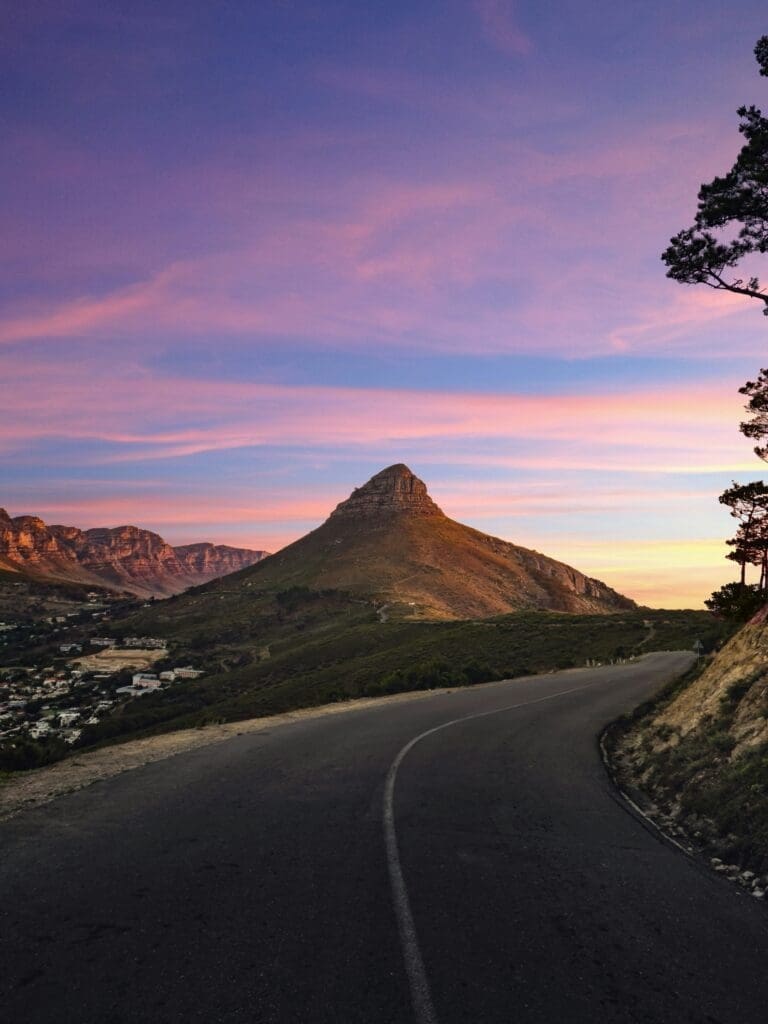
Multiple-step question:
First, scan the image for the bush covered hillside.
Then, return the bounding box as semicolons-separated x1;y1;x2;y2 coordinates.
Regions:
58;593;725;753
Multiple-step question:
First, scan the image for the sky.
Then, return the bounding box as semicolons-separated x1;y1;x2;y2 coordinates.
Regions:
2;0;768;608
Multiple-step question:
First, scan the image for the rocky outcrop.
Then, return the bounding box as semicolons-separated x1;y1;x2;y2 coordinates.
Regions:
0;508;269;597
0;512;72;567
329;464;444;519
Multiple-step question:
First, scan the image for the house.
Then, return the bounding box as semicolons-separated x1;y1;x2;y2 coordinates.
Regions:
173;666;204;680
131;673;160;689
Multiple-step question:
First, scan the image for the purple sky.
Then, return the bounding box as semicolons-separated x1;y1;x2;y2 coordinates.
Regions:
2;1;768;607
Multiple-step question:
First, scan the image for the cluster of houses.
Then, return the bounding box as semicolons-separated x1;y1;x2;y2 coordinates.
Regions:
0;621;205;749
0;593;112;652
85;635;169;650
0;666;115;746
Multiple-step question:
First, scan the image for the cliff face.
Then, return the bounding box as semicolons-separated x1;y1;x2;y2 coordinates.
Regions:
241;464;635;619
174;542;264;577
0;508;269;597
0;513;72;567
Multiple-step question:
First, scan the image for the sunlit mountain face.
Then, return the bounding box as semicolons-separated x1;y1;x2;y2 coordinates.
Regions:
2;0;766;608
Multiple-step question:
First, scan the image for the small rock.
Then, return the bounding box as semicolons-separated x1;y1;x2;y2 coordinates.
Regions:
714;864;729;873
711;858;723;867
742;870;755;881
752;889;765;900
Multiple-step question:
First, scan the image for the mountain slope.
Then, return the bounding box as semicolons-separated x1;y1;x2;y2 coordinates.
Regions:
229;464;634;619
0;508;269;597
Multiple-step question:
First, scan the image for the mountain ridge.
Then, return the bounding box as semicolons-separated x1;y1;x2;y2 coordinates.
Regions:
0;508;269;597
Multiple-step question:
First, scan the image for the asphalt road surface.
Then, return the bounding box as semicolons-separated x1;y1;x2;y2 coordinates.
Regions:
3;652;768;1024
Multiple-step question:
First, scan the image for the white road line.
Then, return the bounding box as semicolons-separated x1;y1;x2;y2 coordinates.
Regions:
382;678;603;1024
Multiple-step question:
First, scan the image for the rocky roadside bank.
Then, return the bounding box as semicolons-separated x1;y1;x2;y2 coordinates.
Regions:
602;655;768;892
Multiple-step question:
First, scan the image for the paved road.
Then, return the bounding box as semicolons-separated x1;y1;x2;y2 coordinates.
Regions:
2;652;768;1023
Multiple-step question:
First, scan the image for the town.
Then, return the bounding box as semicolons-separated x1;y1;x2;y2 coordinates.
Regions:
0;589;203;758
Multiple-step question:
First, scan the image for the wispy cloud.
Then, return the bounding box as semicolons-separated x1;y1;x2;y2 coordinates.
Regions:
474;1;533;56
0;357;748;463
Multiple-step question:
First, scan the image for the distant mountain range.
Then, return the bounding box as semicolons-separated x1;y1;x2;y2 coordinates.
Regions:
214;464;635;618
0;509;269;597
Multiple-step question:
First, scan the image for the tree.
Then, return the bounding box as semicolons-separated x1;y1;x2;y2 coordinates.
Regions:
719;480;768;585
705;582;765;623
662;37;768;313
663;38;768;608
663;40;768;458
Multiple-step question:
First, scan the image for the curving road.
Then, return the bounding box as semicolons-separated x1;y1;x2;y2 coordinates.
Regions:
2;652;768;1023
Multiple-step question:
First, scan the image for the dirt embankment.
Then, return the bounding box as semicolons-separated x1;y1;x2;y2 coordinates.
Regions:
607;616;768;876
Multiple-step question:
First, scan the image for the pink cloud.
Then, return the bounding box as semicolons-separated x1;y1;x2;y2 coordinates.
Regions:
7;496;332;527
0;113;756;360
0;357;749;466
474;1;533;56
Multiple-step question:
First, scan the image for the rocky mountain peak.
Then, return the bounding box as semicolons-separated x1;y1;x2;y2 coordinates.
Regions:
12;515;48;530
329;464;444;520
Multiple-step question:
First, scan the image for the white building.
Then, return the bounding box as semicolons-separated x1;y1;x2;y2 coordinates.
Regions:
131;673;161;689
173;666;203;680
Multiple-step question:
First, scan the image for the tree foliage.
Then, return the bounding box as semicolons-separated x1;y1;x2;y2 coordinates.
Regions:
719;480;768;586
663;38;768;610
705;582;765;623
662;37;768;313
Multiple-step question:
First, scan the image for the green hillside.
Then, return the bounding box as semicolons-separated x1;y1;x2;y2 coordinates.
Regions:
79;590;727;748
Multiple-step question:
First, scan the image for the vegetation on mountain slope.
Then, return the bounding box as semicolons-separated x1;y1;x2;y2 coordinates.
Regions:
57;595;723;754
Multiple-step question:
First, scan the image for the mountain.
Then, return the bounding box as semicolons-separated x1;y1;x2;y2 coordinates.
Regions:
236;464;635;618
0;508;269;597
